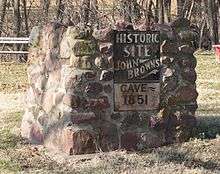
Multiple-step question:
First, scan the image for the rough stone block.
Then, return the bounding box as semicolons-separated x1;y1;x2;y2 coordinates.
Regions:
60;32;71;59
93;27;113;42
161;40;179;55
179;45;195;55
71;112;96;124
100;70;113;81
181;68;197;83
71;55;94;70
61;128;96;155
63;94;81;108
73;40;98;56
85;82;103;96
85;96;110;110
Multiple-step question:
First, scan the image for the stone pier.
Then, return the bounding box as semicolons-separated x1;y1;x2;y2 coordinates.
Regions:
21;18;198;155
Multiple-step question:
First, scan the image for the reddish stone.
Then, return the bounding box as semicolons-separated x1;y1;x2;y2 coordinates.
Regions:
103;84;112;94
85;96;110;110
71;112;96;124
161;40;179;55
61;128;96;155
84;71;97;81
181;68;197;82
169;86;198;104
30;123;44;144
85;82;103;96
121;132;140;151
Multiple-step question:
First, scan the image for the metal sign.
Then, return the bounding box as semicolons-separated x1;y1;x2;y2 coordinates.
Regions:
113;31;161;111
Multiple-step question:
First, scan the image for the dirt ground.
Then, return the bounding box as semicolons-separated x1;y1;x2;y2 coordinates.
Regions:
0;52;219;174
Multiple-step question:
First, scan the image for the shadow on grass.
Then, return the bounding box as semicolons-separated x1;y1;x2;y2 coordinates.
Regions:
156;149;220;171
193;115;220;139
0;129;24;150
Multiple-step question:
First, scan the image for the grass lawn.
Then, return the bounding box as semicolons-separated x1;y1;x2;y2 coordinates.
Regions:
0;52;219;174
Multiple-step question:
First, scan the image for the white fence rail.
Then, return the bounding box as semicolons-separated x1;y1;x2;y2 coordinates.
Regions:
0;37;30;54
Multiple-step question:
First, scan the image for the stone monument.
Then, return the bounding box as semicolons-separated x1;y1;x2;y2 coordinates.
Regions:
21;18;198;155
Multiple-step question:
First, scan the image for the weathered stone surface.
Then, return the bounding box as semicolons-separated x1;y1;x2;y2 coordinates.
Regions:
93;27;113;42
154;23;175;41
61;127;96;155
22;21;198;155
99;121;119;151
162;68;174;78
121;132;140;150
103;84;112;94
95;57;108;69
41;92;55;113
140;131;165;148
111;113;122;120
71;55;94;70
100;70;113;81
63;94;81;108
29;26;41;47
60;32;71;59
179;45;195;55
100;43;113;55
161;56;175;65
161;40;179;55
174;86;198;103
30;123;44;144
84;71;97;81
121;113;141;129
85;82;103;96
178;56;197;69
85;96;110;110
73;40;98;56
178;30;198;43
181;68;197;82
71;112;96;124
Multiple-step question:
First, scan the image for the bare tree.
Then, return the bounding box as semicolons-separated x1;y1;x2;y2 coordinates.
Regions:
158;0;164;24
0;0;7;36
22;0;29;35
81;0;91;26
164;0;171;23
13;0;21;37
41;0;50;18
207;0;219;44
56;0;64;22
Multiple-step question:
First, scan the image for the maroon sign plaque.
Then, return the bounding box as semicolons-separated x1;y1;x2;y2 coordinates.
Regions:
113;31;161;111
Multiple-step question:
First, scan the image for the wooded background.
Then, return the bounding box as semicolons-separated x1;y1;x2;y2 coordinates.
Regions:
0;0;219;49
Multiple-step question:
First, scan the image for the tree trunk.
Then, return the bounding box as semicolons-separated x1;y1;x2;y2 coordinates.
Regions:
164;0;171;23
0;0;7;36
41;0;50;18
81;0;91;26
158;0;164;24
121;0;132;23
56;0;64;22
207;0;219;44
22;0;29;35
14;0;21;37
177;0;185;17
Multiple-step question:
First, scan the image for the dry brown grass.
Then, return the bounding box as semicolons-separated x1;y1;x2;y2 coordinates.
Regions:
0;52;219;173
